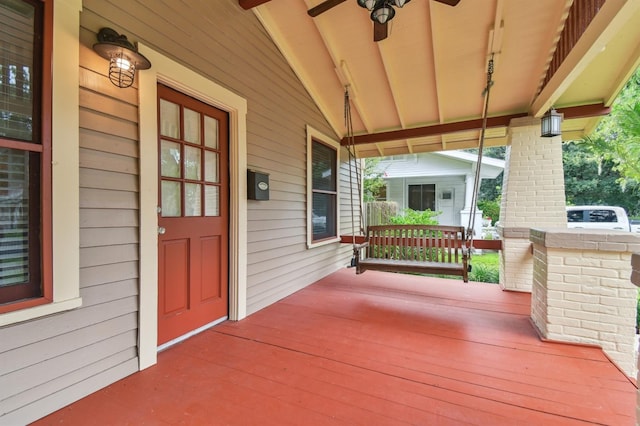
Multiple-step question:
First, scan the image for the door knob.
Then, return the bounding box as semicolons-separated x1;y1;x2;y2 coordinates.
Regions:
158;227;166;235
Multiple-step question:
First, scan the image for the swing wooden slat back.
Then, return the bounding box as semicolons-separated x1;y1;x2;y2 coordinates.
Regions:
355;224;469;282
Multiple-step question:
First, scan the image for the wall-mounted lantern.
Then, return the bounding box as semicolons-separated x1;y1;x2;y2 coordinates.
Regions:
93;27;151;88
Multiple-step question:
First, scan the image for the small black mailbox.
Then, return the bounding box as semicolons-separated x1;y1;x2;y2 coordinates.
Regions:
247;169;269;200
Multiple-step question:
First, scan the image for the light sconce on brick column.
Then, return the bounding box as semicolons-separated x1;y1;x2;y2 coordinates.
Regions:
93;27;151;88
540;108;563;137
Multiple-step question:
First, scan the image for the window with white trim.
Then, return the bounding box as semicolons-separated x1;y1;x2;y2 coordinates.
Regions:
0;0;81;323
0;0;48;306
306;126;340;248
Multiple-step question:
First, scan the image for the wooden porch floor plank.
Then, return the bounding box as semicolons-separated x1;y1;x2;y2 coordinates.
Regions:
215;319;624;424
36;269;636;425
221;296;616;384
282;278;617;362
184;331;577;425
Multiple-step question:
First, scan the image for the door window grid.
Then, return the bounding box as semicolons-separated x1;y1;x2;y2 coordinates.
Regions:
159;99;220;218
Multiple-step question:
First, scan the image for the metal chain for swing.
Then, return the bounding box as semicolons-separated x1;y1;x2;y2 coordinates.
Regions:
344;87;365;257
466;54;495;253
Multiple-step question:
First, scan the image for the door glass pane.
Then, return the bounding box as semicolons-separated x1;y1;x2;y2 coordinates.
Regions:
204;116;218;149
161;181;181;217
185;183;201;216
184;108;201;144
160;140;180;178
204;151;218;183
205;185;219;216
160;100;179;138
184;146;201;180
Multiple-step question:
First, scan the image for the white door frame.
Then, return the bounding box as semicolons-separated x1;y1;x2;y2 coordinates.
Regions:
137;44;248;369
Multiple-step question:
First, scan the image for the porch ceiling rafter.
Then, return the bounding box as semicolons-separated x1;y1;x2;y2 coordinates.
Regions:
239;0;272;10
377;41;404;130
532;0;640;116
311;14;374;134
428;2;445;126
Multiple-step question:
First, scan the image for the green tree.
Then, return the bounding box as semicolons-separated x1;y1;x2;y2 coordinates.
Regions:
465;146;505;215
363;158;386;201
581;68;640;187
563;141;640;216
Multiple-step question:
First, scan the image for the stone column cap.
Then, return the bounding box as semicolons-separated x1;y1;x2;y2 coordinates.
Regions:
530;227;640;251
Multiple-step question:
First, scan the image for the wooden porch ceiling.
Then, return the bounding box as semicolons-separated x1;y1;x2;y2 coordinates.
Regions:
37;269;636;424
241;0;640;158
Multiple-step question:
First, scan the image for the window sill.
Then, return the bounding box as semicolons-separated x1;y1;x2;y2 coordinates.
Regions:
0;297;82;327
307;236;341;249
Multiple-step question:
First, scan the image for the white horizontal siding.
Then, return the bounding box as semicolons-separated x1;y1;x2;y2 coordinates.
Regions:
0;19;142;422
1;0;362;422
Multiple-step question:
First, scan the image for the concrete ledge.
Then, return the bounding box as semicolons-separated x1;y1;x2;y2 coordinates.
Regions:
498;226;531;239
530;228;640;252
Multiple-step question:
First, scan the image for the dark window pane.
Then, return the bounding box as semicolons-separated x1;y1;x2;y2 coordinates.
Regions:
312;192;336;240
567;210;584;222
311;138;337;242
312;141;336;191
0;0;37;142
0;148;40;296
590;209;616;223
408;184;435;211
408;185;422;210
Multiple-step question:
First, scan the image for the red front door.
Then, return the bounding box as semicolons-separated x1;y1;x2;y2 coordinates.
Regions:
157;84;229;345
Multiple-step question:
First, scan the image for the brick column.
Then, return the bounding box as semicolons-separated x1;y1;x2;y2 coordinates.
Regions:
498;117;567;291
631;253;640;424
531;229;640;378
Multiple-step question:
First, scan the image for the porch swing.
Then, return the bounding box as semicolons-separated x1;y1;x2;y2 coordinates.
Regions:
343;56;497;283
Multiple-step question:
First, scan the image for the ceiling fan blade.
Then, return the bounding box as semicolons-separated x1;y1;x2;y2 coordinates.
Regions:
373;21;388;42
434;0;461;6
308;0;347;17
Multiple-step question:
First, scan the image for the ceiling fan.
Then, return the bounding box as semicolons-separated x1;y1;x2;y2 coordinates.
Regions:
308;0;461;42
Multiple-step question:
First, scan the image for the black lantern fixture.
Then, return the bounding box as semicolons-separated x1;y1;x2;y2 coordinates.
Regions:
540;108;562;137
93;28;151;88
358;0;411;24
371;3;395;23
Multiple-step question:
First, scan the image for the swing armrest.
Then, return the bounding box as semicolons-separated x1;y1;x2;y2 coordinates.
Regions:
352;241;368;263
354;241;369;250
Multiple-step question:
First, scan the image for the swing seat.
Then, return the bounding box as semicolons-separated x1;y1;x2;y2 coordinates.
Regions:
354;224;469;283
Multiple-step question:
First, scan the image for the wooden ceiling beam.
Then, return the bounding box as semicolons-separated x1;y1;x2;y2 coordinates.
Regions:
556;103;610;119
239;0;272;10
341;113;527;146
339;103;609;146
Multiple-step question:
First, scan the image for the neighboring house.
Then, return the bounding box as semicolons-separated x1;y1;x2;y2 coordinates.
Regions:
377;151;504;235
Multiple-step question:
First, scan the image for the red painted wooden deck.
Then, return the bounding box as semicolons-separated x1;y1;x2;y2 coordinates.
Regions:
36;269;636;425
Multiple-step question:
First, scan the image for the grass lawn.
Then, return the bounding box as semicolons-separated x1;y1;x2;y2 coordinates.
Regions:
469;251;499;283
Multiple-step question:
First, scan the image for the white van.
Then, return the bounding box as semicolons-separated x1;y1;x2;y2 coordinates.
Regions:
566;206;631;231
